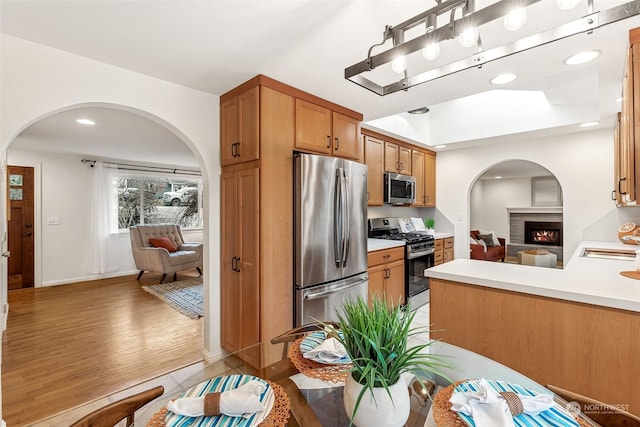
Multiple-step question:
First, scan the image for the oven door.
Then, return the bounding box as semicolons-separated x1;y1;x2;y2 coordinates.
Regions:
406;248;434;310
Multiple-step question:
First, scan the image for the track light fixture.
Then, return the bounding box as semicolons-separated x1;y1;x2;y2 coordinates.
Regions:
344;0;640;96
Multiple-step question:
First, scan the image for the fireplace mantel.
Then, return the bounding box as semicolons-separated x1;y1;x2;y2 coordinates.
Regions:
507;207;563;215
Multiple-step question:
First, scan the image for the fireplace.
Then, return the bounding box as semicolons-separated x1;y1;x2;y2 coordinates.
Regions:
524;221;563;246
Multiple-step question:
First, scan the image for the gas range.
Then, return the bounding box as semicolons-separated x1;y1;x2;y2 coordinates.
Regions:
368;218;434;257
368;217;434;310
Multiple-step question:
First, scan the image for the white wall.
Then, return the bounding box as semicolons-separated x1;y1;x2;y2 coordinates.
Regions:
0;34;223;419
437;128;616;264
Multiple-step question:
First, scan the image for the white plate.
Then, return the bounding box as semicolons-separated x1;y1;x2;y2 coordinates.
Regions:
165;374;274;427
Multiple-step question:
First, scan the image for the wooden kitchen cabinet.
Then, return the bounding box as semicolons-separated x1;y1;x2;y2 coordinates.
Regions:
434;237;454;266
295;98;362;161
220;77;296;368
412;150;425;207
615;27;640;206
365;135;384;206
424;152;436;207
412;149;436;207
384;141;411;175
220;86;259;166
220;166;260;368
368;246;405;307
220;75;364;368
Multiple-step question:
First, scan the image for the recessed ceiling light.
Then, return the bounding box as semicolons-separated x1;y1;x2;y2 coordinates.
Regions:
580;121;599;128
564;50;601;65
490;73;517;85
434;145;446;149
494;176;503;179
76;118;96;125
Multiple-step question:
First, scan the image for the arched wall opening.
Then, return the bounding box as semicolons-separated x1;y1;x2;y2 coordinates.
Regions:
469;159;564;267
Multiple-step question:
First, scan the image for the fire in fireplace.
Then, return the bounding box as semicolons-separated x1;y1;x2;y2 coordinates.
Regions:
524;221;563;246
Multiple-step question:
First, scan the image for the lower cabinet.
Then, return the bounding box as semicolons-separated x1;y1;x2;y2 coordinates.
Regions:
368;246;405;307
435;237;454;266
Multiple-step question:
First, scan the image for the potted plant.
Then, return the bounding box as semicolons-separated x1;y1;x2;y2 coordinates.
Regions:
425;218;435;236
327;295;454;427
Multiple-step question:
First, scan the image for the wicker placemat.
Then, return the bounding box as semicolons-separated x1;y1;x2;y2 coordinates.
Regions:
288;337;351;383
146;380;290;427
432;382;591;427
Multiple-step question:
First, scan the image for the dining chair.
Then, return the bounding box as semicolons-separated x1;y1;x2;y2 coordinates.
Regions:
271;321;340;359
69;385;164;427
546;384;640;427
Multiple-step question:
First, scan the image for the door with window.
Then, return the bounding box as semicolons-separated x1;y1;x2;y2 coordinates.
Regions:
7;166;34;289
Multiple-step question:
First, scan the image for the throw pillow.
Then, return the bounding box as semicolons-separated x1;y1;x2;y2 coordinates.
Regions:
478;229;501;246
469;236;479;245
149;237;178;253
476;233;497;247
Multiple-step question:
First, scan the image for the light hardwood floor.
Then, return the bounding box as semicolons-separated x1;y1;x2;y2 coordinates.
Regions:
2;271;203;426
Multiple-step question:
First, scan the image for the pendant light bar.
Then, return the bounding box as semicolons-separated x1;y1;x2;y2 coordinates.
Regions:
345;0;640;96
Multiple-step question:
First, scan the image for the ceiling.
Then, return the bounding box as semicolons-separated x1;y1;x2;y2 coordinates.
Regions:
2;0;640;172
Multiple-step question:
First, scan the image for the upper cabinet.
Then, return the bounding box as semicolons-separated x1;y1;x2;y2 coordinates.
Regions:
365;135;384;206
221;86;260;166
363;129;436;207
295;99;362;161
384;141;412;175
616;27;640;206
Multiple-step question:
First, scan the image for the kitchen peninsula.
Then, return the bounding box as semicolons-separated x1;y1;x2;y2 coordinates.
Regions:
425;239;640;416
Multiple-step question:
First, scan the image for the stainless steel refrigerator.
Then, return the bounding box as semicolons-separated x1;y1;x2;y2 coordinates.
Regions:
294;153;369;326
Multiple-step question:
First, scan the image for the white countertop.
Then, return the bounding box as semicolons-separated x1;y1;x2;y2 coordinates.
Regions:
367;238;405;252
424;240;640;313
434;232;453;239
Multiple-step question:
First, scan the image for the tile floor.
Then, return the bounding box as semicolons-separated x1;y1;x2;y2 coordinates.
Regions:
28;303;431;426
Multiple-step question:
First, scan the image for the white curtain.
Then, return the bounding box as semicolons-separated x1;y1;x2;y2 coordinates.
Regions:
87;161;118;275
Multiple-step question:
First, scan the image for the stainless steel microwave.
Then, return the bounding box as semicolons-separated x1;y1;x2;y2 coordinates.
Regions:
384;172;416;205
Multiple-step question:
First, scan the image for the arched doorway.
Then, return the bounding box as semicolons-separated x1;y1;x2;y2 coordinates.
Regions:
470;159;564;268
2;103;209;424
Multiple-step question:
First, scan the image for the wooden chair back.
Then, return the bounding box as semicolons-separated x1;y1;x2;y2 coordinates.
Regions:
547;384;640;427
70;385;164;427
271;322;340;359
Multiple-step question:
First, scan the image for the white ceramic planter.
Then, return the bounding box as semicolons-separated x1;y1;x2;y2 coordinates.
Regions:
343;374;410;427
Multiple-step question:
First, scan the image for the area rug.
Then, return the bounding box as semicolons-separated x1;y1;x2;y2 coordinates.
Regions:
142;277;203;319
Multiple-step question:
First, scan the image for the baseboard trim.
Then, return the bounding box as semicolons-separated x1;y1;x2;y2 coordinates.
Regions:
40;270;139;287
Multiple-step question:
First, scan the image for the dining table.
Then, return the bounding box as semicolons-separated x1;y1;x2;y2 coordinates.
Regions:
133;335;598;427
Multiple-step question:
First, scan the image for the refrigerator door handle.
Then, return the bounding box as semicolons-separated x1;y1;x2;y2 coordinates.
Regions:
334;169;343;266
341;170;350;267
304;279;366;301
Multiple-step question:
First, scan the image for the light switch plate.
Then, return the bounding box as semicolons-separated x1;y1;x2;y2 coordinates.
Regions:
47;217;61;225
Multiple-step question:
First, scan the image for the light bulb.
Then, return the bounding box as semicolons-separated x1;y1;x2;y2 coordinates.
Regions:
504;8;527;31
422;42;440;61
459;27;478;47
557;0;580;10
391;55;407;73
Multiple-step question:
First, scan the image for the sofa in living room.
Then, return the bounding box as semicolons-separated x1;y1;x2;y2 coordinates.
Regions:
470;229;506;262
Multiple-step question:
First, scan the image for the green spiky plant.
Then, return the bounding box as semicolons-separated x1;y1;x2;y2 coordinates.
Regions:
327;295;455;423
425;218;435;229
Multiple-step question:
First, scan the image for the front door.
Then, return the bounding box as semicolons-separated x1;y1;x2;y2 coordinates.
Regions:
7;166;34;289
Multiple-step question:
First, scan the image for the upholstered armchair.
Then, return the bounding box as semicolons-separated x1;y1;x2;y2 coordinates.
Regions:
129;224;202;283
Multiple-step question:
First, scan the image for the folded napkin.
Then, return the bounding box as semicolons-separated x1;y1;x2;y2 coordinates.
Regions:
302;337;348;362
449;379;554;427
167;380;267;418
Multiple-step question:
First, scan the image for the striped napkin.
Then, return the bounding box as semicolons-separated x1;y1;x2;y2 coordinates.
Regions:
450;379;579;427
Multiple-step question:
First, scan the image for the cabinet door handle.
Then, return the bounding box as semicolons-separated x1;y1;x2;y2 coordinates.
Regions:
231;143;237;158
235;142;241;157
326;135;332;149
335;137;340;151
400;162;404;171
619;177;628;195
367;192;370;201
385;268;391;279
383;254;391;259
612;190;617;201
396;161;400;171
232;256;241;272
